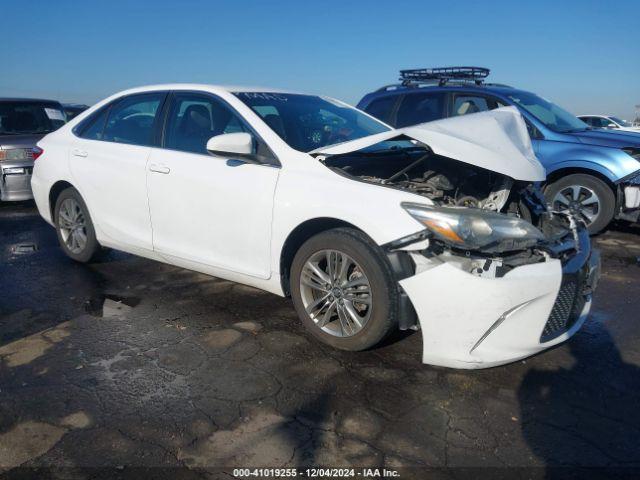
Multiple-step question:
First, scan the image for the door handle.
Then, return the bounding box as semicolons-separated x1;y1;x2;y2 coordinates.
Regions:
149;163;170;174
72;149;88;158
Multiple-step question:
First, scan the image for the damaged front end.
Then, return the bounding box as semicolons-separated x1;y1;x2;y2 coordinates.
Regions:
316;108;600;367
385;192;599;367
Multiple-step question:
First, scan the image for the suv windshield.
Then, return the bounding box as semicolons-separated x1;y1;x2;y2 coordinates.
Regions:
234;92;390;152
507;92;588;133
0;101;66;135
609;116;632;127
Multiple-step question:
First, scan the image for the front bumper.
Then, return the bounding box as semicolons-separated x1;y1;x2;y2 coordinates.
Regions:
0;160;34;201
399;227;599;369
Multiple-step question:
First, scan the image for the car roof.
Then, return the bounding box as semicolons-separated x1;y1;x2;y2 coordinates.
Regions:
364;83;529;100
110;84;305;97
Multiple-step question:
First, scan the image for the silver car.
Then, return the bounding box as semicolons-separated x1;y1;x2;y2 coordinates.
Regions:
0;98;66;201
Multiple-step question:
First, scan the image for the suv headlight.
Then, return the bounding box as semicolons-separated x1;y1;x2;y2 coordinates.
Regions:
622;147;640;161
402;202;545;253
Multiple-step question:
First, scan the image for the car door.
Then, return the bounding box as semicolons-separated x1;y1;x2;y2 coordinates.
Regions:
146;91;279;278
69;92;166;251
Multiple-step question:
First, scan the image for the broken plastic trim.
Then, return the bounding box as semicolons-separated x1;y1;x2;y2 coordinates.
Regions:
383;229;431;251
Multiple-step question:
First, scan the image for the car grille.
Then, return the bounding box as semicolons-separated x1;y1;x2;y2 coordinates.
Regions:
540;274;587;342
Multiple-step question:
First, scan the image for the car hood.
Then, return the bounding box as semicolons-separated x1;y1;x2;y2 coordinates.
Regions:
313;106;545;182
568;128;640;148
0;133;47;150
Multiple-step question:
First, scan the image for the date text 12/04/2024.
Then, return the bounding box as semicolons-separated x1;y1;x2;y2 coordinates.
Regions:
232;468;401;478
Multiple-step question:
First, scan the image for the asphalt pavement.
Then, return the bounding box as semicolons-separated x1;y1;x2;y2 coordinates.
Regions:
1;201;639;479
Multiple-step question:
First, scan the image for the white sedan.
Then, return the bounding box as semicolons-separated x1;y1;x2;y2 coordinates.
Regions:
31;84;600;368
578;114;640;132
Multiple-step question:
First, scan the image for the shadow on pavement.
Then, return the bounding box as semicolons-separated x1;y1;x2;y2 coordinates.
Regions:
518;327;640;478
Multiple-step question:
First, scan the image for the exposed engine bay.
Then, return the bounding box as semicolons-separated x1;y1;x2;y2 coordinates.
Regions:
323;141;539;218
321;140;576;259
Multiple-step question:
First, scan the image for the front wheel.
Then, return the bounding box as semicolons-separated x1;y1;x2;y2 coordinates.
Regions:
290;228;399;351
54;187;101;262
544;174;615;235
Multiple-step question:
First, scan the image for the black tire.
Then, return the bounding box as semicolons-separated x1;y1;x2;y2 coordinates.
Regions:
54;187;101;262
290;227;399;351
544;174;615;235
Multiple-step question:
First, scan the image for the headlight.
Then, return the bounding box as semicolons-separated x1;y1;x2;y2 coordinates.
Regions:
622;147;640;161
402;202;545;252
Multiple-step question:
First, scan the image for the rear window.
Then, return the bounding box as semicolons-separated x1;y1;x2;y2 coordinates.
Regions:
0;101;66;135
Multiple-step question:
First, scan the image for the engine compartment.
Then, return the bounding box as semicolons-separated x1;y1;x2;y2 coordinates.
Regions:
324;143;528;215
321;141;573;250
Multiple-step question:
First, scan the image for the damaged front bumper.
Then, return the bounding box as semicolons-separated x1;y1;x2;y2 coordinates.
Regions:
393;223;599;369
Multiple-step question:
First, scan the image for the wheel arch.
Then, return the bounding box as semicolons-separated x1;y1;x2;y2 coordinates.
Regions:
544;167;617;197
279;217;365;296
48;180;76;221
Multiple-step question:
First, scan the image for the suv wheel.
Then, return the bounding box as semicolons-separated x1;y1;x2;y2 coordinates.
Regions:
290;228;399;351
544;174;615;235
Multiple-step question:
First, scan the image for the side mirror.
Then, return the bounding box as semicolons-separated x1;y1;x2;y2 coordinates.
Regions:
206;132;255;158
606;123;618;129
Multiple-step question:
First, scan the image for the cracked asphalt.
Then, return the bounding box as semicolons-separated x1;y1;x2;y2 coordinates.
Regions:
1;201;639;478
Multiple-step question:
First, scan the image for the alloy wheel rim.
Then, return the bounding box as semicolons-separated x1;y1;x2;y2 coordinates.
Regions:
299;249;372;337
58;198;88;254
552;185;600;226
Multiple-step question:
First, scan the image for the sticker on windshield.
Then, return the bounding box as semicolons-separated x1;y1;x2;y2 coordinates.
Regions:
236;92;289;102
45;108;65;121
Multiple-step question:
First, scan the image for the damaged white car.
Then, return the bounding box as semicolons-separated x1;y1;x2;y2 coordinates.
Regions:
31;85;600;368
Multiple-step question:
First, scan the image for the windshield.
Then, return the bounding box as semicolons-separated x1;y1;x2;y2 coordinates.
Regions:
609;116;632;127
507;92;588;133
0;102;66;135
234;92;390;152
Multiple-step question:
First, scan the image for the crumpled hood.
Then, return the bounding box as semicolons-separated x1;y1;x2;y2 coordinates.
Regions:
568;128;640;148
313;106;546;182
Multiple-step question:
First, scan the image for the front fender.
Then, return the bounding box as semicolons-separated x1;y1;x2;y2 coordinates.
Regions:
544;159;619;183
540;143;640;183
270;164;427;275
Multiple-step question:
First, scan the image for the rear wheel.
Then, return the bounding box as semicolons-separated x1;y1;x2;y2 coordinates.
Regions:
54;187;101;262
544;174;615;234
290;228;398;351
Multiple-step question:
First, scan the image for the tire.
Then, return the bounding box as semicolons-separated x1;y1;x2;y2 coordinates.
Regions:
54;187;101;262
544;174;615;235
290;227;399;351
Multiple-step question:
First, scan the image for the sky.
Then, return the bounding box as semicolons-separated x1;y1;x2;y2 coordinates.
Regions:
2;0;639;120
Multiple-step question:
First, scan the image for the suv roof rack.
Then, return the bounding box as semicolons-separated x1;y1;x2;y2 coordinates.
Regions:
399;66;490;86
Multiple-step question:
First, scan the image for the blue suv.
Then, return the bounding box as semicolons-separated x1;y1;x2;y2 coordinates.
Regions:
357;67;640;234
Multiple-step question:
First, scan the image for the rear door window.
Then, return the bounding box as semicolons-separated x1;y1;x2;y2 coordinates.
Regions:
102;93;164;146
395;92;446;128
592;117;610;128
